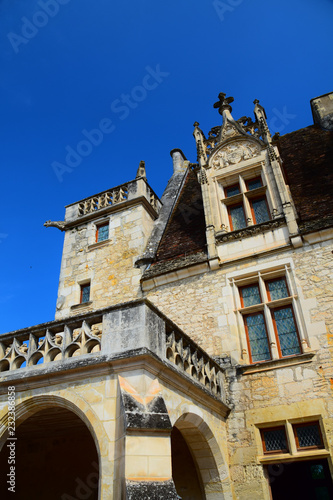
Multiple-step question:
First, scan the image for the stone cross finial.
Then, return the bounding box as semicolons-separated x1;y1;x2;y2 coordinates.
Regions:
213;92;234;115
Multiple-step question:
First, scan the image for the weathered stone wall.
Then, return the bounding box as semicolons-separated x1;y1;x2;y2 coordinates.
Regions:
55;203;154;319
145;238;333;499
0;367;232;499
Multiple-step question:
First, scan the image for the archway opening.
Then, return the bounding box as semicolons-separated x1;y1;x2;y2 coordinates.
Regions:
171;413;227;500
171;426;205;499
0;406;99;500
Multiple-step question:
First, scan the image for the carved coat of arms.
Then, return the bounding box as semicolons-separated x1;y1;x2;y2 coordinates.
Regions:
211;141;261;169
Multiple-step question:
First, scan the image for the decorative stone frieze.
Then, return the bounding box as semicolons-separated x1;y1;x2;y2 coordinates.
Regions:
215;217;286;243
210;140;261;169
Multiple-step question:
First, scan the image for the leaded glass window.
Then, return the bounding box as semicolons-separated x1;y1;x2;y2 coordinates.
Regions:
267;278;289;301
225;184;240;197
262;427;288;453
81;284;90;303
97;223;109;242
251;198;270;224
273;307;301;357
247;177;262;190
294;423;323;449
245;313;271;362
240;284;261;307
229;204;246;230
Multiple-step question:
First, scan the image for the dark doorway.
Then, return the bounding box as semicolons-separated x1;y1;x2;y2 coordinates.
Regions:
267;458;333;500
171;426;205;500
0;406;99;500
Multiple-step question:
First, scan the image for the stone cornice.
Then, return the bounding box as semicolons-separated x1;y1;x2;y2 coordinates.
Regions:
215;217;286;243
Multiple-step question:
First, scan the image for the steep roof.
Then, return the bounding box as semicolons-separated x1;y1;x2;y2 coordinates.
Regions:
143;169;207;278
278;124;333;233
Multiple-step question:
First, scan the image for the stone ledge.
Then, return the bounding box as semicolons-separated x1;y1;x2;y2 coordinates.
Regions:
70;301;93;311
215;217;286;243
258;449;330;464
237;352;316;375
88;240;111;251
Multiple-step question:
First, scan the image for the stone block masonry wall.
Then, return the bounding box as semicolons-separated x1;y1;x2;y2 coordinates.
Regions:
55;204;154;319
146;271;229;357
225;241;333;499
146;239;333;499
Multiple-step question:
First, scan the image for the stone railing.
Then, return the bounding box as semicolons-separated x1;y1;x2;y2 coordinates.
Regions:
75;180;161;217
166;325;224;399
0;315;103;372
78;187;128;215
0;301;226;404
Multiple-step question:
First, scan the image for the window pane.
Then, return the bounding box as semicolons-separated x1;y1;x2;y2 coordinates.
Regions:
273;307;301;356
229;205;246;230
97;224;109;242
263;428;288;452
267;278;289;301
246;313;271;362
241;284;261;307
311;464;325;480
314;487;330;500
225;184;240;197
247;178;262;190
297;424;322;448
252;198;270;224
81;285;90;303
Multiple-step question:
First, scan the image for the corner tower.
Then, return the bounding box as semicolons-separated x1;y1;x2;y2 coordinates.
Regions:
46;165;162;319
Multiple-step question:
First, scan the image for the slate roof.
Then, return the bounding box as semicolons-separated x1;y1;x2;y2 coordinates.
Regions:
143;169;207;278
278;124;333;233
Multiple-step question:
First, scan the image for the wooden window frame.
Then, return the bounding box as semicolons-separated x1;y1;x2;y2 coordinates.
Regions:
249;196;271;225
80;283;91;304
244;312;271;364
271;305;301;359
265;276;290;302
224;183;240;198
293;422;324;451
239;283;262;308
96;222;109;243
246;176;263;191
261;426;289;455
228;203;246;231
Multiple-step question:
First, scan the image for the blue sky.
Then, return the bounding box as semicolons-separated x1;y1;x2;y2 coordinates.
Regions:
1;0;333;333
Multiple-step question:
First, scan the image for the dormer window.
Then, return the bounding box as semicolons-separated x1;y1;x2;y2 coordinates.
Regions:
221;173;271;232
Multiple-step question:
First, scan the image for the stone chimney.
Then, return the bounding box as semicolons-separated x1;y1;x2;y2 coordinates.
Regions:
310;92;333;131
170;148;187;173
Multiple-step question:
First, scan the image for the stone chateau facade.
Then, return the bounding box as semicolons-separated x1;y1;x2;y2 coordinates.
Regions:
1;91;333;499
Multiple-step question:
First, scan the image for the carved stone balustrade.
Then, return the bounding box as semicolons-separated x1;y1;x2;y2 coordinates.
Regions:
0;315;103;372
64;178;162;223
0;300;228;408
166;327;224;399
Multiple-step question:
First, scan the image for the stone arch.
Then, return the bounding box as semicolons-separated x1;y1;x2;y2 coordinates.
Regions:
0;393;106;455
0;393;110;500
172;412;231;500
